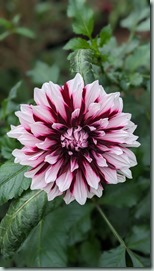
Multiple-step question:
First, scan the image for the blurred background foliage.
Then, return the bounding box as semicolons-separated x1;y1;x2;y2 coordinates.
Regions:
0;0;150;268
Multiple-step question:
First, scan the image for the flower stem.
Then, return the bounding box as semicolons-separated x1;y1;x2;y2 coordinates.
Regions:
95;204;126;248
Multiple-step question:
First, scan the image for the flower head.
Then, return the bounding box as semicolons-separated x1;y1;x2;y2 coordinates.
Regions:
7;74;140;205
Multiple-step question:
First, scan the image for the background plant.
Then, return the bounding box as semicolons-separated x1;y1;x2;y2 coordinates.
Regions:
0;0;150;267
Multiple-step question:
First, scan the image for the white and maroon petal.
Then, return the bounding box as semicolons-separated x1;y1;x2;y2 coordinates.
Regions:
34;87;50;107
32;105;54;123
92;118;109;128
44;81;67;120
30;164;49;189
24;163;45;178
15;105;34;129
109;146;123;155
84;80;101;109
52;123;66;130
70;157;79;172
117;174;126;183
111;92;123;113
45;160;63;183
122;148;137;167
64;190;75;204
103;152;130;169
12;149;28;165
56;170;73;192
45;152;59;165
121;141;140;148
18;132;41;147
36;138;56;150
83;161;100;189
30;122;52;137
102;130;129;143
92;151;107;167
73;171;88;205
125;121;137;133
66;73;84;109
87;184;104;198
100;167;118;184
45;184;62;201
13;148;46;167
119;168;132;179
85;103;101;119
7;125;25;139
83;152;93;163
107;113;131;129
71;108;80;125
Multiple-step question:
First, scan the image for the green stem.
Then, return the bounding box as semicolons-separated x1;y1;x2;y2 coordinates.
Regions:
95;204;126;248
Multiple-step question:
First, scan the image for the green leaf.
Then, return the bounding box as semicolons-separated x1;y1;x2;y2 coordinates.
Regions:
99;179;148;208
0;190;62;257
67;0;86;17
15;27;35;38
134;191;150;219
0;162;31;206
129;73;143;86
136;18;150;32
17;202;92;267
64;38;90;50
72;14;94;37
12;14;21;25
120;8;150;30
9;81;22;100
27;61;59;84
1;81;21;119
0;31;10;41
126;225;150;254
0;136;18;159
125;44;150;71
68;210;91;246
99;245;126;267
0;18;12;28
67;0;94;38
69;49;95;84
127;249;144;267
80;239;101;267
99;25;112;46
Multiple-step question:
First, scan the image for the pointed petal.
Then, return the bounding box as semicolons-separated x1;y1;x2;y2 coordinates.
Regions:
66;73;84;109
73;171;88;205
83;161;100;189
100;167;118;184
45;160;62;183
56;170;73;192
64;190;75;204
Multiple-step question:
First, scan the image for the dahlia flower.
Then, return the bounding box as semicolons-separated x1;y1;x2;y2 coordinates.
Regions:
7;74;140;205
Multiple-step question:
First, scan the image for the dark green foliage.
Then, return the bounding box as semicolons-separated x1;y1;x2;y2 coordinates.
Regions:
69;49;95;84
0;162;31;206
0;190;62;257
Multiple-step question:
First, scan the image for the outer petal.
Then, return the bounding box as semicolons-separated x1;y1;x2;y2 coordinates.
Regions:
64;190;75;204
84;81;101;109
66;73;84;109
44;82;67;120
34;87;50;107
83;161;100;189
45;160;63;183
7;125;25;139
87;184;103;198
56;170;73;192
73;171;88;205
45;184;62;201
100;167;118;184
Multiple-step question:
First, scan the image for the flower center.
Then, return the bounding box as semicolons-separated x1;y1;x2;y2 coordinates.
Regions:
61;126;88;154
